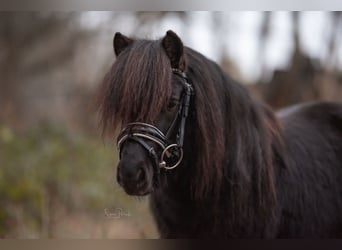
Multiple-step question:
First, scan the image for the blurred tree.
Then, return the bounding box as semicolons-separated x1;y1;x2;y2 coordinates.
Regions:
0;12;98;134
255;12;342;109
259;12;271;81
326;12;342;70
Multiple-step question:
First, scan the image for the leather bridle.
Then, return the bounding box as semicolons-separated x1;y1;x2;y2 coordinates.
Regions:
117;68;193;180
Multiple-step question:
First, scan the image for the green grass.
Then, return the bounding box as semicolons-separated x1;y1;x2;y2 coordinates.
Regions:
0;123;157;238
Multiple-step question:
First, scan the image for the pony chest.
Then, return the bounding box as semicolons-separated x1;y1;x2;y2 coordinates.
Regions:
149;194;209;237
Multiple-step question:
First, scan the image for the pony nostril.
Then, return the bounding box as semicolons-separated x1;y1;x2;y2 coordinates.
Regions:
116;168;122;185
119;163;146;183
136;167;145;182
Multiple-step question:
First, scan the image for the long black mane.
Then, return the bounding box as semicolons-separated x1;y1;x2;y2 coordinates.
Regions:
98;31;342;238
150;47;285;237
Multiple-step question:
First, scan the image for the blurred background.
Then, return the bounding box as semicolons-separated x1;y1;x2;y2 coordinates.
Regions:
0;11;341;238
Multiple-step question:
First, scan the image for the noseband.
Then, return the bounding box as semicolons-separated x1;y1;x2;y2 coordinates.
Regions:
117;68;193;179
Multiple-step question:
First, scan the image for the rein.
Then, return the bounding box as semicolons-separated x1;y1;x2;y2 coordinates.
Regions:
117;68;193;179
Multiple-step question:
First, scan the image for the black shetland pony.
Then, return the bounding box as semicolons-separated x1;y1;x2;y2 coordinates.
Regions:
98;30;342;238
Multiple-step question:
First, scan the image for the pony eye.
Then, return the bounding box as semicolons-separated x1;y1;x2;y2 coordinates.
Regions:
167;100;178;110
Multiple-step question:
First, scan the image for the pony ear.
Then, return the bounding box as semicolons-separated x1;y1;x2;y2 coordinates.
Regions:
162;30;186;71
113;32;133;56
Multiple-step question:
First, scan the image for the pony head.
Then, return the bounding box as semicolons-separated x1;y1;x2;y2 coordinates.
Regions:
99;30;194;195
